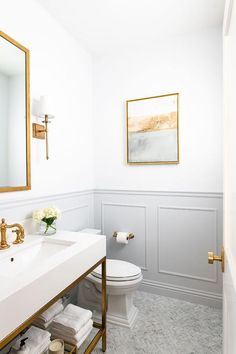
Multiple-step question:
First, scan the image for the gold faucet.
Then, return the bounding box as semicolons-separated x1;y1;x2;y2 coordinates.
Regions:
0;218;25;250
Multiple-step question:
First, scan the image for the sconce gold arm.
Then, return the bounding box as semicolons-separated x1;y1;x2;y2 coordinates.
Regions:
32;114;50;160
43;115;49;160
208;247;224;272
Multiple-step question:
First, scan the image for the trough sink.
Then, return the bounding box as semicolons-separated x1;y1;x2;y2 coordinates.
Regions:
0;230;106;347
0;238;74;278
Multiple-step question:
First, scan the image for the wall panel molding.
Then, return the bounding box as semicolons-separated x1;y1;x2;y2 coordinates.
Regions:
101;202;148;270
62;204;90;214
158;206;218;283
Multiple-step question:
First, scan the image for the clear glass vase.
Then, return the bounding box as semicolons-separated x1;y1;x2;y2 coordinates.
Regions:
39;220;57;235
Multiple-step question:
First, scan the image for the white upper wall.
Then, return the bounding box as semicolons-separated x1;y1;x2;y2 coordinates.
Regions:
93;28;223;192
0;0;94;200
36;0;225;55
0;1;223;198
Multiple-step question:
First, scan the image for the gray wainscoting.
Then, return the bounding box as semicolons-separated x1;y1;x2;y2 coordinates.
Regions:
0;189;223;307
94;189;223;307
0;190;94;236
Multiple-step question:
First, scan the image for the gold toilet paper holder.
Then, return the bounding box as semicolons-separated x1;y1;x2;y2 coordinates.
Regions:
113;232;135;240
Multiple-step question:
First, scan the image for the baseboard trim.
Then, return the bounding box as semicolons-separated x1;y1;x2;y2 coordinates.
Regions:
141;278;222;308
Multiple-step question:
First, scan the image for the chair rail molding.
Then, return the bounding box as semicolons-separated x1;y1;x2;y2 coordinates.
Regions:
0;189;94;209
94;188;223;199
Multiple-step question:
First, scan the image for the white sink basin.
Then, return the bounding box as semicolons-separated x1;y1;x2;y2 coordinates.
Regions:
0;230;106;347
0;238;74;278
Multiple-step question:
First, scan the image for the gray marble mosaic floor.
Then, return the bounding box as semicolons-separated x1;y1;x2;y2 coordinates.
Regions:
80;291;222;354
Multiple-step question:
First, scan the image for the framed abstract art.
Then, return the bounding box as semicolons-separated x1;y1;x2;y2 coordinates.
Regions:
126;93;179;164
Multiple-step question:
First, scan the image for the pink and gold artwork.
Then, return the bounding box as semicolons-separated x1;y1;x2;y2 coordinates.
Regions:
126;93;179;164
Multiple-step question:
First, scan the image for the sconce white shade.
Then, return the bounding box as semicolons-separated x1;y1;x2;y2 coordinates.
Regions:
39;95;54;118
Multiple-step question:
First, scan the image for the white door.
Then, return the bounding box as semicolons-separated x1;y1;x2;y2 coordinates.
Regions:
223;0;236;353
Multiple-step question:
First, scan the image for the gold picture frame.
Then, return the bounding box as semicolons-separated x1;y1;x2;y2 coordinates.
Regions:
126;93;179;165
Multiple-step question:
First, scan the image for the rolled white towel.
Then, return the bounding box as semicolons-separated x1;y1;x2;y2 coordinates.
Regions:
52;305;92;336
38;300;64;323
50;319;93;345
12;326;51;354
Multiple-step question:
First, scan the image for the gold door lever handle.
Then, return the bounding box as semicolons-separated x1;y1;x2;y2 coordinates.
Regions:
208;247;224;272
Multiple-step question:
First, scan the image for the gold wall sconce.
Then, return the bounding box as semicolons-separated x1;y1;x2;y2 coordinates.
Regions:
32;96;54;160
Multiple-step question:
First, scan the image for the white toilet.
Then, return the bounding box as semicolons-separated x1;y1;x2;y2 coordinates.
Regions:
77;229;143;328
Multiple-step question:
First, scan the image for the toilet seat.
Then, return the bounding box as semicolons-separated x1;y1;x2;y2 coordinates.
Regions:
92;259;142;282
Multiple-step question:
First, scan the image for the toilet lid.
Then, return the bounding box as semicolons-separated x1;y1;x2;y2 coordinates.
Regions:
92;259;142;282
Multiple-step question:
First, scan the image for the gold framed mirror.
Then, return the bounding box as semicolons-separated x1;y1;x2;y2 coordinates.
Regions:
0;31;31;192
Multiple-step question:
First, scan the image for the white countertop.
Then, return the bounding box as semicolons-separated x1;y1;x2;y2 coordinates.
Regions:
0;230;106;344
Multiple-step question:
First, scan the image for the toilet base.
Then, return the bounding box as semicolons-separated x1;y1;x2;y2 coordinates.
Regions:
77;279;139;328
93;304;138;328
93;293;139;328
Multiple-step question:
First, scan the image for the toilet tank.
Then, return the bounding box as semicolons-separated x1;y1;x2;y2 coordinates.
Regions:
80;228;102;235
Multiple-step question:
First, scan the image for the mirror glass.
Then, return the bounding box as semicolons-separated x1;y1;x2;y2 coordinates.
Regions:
0;32;30;192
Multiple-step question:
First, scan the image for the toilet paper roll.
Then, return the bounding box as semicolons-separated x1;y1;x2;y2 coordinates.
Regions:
116;232;129;244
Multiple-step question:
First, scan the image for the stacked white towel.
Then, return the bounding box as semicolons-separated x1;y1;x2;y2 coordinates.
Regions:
50;304;93;346
12;326;51;354
33;300;64;329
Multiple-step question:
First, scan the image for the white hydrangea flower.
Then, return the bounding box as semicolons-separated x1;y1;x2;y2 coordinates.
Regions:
32;209;45;223
44;207;61;219
32;206;61;223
